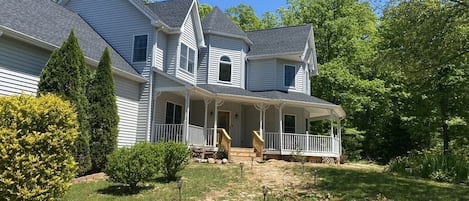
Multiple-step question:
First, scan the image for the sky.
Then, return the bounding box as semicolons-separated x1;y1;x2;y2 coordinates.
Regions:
198;0;288;17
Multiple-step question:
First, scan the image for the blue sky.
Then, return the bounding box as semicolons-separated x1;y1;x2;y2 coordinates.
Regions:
198;0;288;17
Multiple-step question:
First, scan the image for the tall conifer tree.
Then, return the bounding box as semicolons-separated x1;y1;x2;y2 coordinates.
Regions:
38;30;91;174
88;47;119;171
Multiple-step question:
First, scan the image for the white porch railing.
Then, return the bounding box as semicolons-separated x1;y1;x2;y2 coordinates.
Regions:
153;124;216;147
264;132;340;157
153;124;184;143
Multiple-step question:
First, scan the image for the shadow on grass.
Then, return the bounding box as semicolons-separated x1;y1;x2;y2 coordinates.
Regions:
152;175;181;184
299;166;469;201
97;185;153;196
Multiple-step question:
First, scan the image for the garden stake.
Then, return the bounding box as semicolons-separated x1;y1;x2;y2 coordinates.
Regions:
251;156;254;169
312;169;318;186
240;162;245;177
177;179;183;201
262;185;269;201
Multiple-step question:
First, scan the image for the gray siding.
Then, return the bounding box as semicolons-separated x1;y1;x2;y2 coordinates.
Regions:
197;46;209;84
0;36;141;147
176;10;198;84
207;35;245;88
66;0;155;73
165;34;179;76
247;59;277;91
155;31;167;70
276;59;304;93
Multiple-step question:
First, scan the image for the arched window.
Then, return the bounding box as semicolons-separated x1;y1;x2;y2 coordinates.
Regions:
219;56;231;82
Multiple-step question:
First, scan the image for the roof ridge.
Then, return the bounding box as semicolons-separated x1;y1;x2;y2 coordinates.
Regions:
246;24;311;33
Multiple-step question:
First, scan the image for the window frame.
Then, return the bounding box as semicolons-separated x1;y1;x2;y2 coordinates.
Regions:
179;43;195;74
165;101;183;124
132;34;148;63
284;64;297;88
218;55;232;83
283;114;296;134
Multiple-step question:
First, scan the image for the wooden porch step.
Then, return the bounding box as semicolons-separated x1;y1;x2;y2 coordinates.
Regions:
229;147;257;162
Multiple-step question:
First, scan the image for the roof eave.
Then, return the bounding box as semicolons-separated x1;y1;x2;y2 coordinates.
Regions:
247;51;304;60
0;25;147;83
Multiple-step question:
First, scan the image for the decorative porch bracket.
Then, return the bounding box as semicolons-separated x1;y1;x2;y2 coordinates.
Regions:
254;104;270;138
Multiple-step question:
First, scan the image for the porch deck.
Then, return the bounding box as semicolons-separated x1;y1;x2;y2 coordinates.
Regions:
152;124;341;159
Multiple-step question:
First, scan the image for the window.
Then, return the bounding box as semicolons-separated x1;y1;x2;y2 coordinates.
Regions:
219;56;231;82
133;35;148;62
284;115;296;133
180;43;195;73
165;102;182;124
284;65;296;87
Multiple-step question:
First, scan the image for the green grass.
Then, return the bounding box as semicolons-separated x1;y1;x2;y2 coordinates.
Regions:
62;164;239;201
293;165;469;201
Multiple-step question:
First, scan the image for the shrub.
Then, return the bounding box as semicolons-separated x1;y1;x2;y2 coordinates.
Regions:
158;141;190;180
387;149;469;183
0;94;78;200
105;142;159;187
88;47;119;172
38;30;91;174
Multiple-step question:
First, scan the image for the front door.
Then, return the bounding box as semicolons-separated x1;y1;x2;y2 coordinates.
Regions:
217;111;230;133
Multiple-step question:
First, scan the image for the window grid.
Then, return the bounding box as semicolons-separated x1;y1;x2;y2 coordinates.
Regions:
133;35;148;62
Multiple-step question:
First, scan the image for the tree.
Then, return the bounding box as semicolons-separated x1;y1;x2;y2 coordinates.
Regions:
261;11;280;29
380;0;469;155
37;30;92;174
225;4;264;31
88;48;120;171
199;4;213;19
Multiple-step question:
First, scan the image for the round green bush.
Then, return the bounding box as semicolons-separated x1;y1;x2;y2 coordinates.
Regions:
105;142;159;187
0;94;78;200
158;141;191;180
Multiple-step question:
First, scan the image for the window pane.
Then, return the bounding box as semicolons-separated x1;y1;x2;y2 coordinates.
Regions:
165;103;175;124
284;65;296;87
174;105;182;124
284;115;296;133
133;35;147;62
220;56;231;62
219;63;231;82
188;49;195;73
180;44;188;69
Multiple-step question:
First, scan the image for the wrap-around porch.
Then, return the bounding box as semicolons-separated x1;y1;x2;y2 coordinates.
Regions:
150;84;344;160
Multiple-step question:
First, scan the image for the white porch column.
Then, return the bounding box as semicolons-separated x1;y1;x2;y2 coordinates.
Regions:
213;99;224;146
330;111;334;153
254;104;269;138
151;91;162;143
203;98;212;145
338;119;342;156
184;90;190;144
276;103;285;152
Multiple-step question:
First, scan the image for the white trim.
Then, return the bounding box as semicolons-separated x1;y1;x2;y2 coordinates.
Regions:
203;30;253;45
178;42;196;74
131;33;149;63
181;0;205;48
0;25;146;83
218;55;233;83
283;64;297;89
0;30;3;37
247;51;304;60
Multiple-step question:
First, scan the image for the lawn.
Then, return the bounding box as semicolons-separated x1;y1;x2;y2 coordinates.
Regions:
63;161;469;201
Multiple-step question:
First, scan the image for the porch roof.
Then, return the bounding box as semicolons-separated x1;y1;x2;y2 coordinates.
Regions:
196;84;345;119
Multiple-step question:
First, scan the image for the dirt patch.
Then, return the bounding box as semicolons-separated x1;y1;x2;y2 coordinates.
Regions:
72;172;107;184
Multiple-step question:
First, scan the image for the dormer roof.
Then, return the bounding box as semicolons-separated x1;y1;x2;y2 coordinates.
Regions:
145;0;193;28
201;7;252;44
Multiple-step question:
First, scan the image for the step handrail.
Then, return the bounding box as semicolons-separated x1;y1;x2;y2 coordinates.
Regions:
252;131;264;157
217;128;231;160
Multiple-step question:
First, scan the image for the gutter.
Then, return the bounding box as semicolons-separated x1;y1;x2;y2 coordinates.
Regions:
247;51;304;60
0;25;147;83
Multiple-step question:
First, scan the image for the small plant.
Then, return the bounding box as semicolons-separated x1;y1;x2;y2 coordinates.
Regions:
0;94;78;200
105;142;159;188
158;141;191;180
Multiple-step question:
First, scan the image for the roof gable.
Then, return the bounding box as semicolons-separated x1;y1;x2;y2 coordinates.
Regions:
146;0;193;28
247;24;312;58
201;7;250;43
1;0;142;79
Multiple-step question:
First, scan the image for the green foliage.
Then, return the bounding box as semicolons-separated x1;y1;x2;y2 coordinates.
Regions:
198;4;213;19
388;149;469;183
37;30;91;174
88;48;119;172
0;94;78;200
105;142;159;188
158;141;191;180
225;4;265;31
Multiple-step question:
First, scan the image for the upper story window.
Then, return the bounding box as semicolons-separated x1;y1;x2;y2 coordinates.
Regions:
133;35;148;62
180;43;195;73
219;56;231;82
284;65;296;87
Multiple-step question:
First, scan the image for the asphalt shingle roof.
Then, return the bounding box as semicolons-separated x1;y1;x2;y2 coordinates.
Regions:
146;0;193;28
201;7;248;39
0;0;140;77
247;24;312;57
197;84;335;106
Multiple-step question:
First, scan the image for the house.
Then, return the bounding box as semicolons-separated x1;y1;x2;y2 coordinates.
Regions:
0;0;345;161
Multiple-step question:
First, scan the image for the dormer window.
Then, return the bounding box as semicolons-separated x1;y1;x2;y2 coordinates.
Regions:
132;35;148;62
180;43;195;73
219;56;231;82
284;65;296;87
